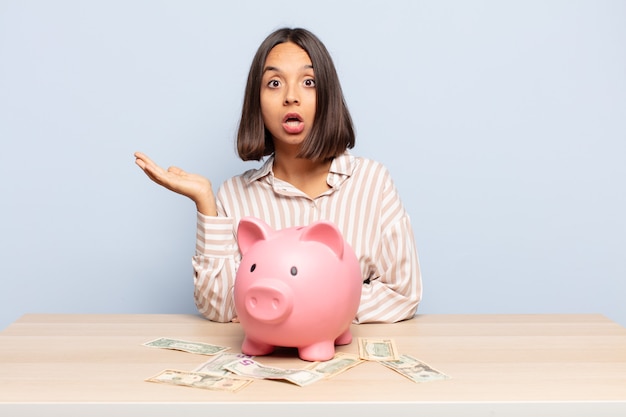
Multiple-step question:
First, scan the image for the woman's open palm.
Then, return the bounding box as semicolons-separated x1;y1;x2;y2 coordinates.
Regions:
134;152;216;215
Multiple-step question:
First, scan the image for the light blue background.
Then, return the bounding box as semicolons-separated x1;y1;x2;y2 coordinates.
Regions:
1;0;625;330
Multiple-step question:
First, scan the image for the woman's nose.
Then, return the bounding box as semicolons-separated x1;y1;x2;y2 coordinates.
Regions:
284;87;299;105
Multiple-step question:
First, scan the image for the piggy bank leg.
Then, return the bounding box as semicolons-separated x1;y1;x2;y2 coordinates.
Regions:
241;337;274;356
298;340;335;362
334;328;352;346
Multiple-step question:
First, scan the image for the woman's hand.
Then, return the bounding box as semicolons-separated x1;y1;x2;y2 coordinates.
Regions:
134;152;217;216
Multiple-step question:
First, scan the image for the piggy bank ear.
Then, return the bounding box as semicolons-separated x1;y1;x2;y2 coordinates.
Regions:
300;221;344;259
237;217;273;255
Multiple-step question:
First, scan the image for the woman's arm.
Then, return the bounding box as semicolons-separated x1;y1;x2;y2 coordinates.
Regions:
192;213;240;322
135;152;239;321
355;214;422;323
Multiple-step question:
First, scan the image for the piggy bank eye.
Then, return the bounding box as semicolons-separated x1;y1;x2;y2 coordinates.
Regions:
290;266;298;276
250;264;256;272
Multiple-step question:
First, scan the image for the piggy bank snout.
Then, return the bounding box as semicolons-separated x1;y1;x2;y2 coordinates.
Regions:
243;279;294;324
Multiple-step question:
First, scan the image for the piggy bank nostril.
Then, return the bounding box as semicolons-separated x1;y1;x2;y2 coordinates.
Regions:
249;297;257;307
271;298;280;309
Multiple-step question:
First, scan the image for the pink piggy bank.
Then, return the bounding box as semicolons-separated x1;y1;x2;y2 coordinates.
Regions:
234;216;362;362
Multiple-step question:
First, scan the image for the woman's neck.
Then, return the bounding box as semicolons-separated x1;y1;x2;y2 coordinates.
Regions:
272;151;332;198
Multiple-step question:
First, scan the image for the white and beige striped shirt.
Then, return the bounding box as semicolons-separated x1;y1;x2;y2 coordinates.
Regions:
192;152;422;323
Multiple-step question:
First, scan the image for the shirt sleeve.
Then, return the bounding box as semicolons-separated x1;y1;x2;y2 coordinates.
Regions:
354;172;423;323
191;212;240;322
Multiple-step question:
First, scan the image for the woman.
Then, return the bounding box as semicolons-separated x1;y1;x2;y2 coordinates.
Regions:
135;27;422;323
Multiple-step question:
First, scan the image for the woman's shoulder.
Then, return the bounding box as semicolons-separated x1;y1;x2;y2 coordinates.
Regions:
341;153;392;177
218;168;261;192
219;158;273;190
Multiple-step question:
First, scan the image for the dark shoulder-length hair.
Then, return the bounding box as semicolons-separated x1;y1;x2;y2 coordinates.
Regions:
237;27;355;161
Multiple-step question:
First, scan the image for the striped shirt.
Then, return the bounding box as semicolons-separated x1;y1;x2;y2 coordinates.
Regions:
192;152;422;323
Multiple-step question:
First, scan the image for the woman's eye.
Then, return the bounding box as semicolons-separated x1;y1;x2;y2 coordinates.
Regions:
304;79;315;87
268;80;280;88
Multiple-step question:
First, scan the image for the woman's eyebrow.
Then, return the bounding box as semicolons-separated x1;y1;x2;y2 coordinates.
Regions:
263;65;279;74
263;64;314;73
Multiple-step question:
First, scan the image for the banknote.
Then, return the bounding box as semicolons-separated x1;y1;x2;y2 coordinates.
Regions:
193;352;254;377
143;337;230;356
225;358;324;387
146;369;253;392
357;338;399;361
380;354;450;383
304;352;365;379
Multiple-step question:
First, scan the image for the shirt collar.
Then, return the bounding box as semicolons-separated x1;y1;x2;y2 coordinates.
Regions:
329;151;354;177
244;151;354;185
246;155;275;183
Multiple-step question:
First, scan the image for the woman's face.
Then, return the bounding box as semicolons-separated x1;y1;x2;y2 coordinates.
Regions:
260;42;316;154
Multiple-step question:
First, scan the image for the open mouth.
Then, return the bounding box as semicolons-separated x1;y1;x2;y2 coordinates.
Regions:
283;113;303;125
282;113;305;134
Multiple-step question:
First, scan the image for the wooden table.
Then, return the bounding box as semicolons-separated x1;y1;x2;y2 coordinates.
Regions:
1;314;625;416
